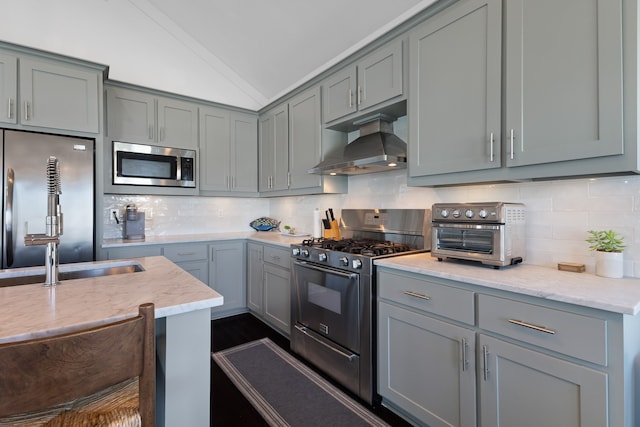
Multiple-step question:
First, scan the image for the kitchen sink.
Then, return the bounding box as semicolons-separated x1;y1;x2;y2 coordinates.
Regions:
0;262;144;287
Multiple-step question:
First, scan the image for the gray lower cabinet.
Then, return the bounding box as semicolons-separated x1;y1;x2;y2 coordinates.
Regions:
199;106;258;194
246;242;290;336
163;244;208;284
408;0;627;186
0;50;101;133
377;267;639;427
106;85;198;150
208;241;246;319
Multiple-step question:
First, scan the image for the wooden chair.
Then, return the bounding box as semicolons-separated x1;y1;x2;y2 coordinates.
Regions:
0;303;155;427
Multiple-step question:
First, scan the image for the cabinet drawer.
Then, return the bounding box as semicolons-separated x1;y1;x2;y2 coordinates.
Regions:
477;294;607;365
263;245;290;269
163;244;207;262
378;271;475;325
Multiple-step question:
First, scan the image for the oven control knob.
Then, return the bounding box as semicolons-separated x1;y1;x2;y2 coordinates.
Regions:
452;209;461;218
478;209;488;219
318;253;327;262
339;256;349;266
301;249;310;258
465;209;474;218
440;209;449;218
292;247;300;256
352;258;363;269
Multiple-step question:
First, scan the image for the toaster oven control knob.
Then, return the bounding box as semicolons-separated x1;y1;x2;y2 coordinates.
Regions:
478;209;488;219
301;249;310;258
452;209;461;218
440;209;449;218
339;256;349;267
465;209;474;218
352;258;363;269
318;253;327;262
292;247;300;256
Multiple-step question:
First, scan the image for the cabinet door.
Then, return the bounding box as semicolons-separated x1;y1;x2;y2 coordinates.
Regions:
0;53;17;125
322;66;357;123
106;87;155;143
199;106;230;191
288;87;322;190
209;241;246;316
20;58;100;133
378;301;476;427
409;0;501;177
230;111;258;192
504;0;623;166
175;260;208;284
358;39;403;112
263;263;290;335
246;243;263;314
478;334;608;427
259;104;289;192
157;97;198;149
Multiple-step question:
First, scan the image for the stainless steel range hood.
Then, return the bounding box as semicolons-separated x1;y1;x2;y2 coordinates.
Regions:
308;114;407;176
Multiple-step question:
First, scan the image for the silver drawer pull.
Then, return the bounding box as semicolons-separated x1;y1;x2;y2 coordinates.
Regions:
508;319;556;335
403;290;431;300
177;252;196;256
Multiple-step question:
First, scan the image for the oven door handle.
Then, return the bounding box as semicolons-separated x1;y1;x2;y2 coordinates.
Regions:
293;260;358;280
294;324;358;362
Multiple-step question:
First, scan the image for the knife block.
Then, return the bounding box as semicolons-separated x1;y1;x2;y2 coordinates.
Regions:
324;220;341;239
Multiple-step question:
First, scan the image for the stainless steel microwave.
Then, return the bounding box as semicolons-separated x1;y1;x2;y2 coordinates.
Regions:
113;141;196;188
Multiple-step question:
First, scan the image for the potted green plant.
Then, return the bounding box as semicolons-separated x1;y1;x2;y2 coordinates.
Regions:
586;230;625;278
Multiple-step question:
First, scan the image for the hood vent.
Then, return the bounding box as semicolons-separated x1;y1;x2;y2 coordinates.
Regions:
308;114;407;176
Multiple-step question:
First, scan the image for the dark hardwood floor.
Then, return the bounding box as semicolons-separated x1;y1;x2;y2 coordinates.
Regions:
210;313;412;426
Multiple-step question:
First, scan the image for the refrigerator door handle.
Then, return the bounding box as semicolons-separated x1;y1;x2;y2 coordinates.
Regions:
5;168;14;267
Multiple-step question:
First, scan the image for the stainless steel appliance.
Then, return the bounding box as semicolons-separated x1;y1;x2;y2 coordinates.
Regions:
431;202;526;267
1;130;94;268
290;208;431;405
113;141;196;187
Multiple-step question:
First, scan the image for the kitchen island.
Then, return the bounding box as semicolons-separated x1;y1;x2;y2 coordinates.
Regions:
0;256;223;427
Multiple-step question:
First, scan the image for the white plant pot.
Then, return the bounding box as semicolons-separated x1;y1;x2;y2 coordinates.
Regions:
595;251;624;278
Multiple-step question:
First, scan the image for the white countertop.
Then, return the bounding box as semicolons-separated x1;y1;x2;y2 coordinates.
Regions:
102;231;299;249
375;254;640;315
0;256;223;344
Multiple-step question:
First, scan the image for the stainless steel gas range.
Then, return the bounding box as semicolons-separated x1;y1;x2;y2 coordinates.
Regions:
290;208;431;405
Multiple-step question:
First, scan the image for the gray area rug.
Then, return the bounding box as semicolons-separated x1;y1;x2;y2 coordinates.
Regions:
212;338;389;427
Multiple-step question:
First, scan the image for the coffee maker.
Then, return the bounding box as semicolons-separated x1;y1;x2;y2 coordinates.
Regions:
124;204;145;240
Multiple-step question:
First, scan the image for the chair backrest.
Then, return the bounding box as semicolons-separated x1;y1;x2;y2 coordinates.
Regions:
0;302;155;427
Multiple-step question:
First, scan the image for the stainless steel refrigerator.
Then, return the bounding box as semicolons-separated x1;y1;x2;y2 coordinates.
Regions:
1;130;94;269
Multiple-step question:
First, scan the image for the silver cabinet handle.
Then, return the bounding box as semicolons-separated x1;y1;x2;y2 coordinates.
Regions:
461;337;468;372
348;89;353;108
7;98;12;119
159;126;165;142
402;290;431;300
509;128;514;160
23;101;29;121
489;132;494;162
482;345;489;381
177;252;196;257
508;319;556;335
357;85;362;105
149;125;154;140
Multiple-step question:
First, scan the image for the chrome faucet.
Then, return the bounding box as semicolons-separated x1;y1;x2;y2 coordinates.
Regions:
24;156;63;286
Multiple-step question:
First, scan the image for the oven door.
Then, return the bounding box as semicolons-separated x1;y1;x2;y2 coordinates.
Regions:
432;222;504;262
291;260;360;352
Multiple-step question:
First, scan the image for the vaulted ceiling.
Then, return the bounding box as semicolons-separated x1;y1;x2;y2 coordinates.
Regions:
0;0;436;110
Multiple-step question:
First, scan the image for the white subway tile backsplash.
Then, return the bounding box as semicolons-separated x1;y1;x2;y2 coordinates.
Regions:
103;173;640;277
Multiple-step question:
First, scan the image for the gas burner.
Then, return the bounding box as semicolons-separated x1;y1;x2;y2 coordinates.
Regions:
303;238;413;257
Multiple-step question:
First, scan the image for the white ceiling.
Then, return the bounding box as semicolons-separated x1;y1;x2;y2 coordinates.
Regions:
0;0;436;110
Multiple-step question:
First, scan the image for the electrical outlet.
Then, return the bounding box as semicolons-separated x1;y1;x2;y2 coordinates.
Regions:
217;208;224;218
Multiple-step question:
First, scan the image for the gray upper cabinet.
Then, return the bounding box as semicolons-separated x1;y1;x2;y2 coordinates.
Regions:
259;103;289;192
504;0;623;167
408;0;627;186
259;86;347;196
409;0;502;176
288;86;322;190
323;40;403;124
200;106;258;194
106;85;198;149
0;52;100;134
